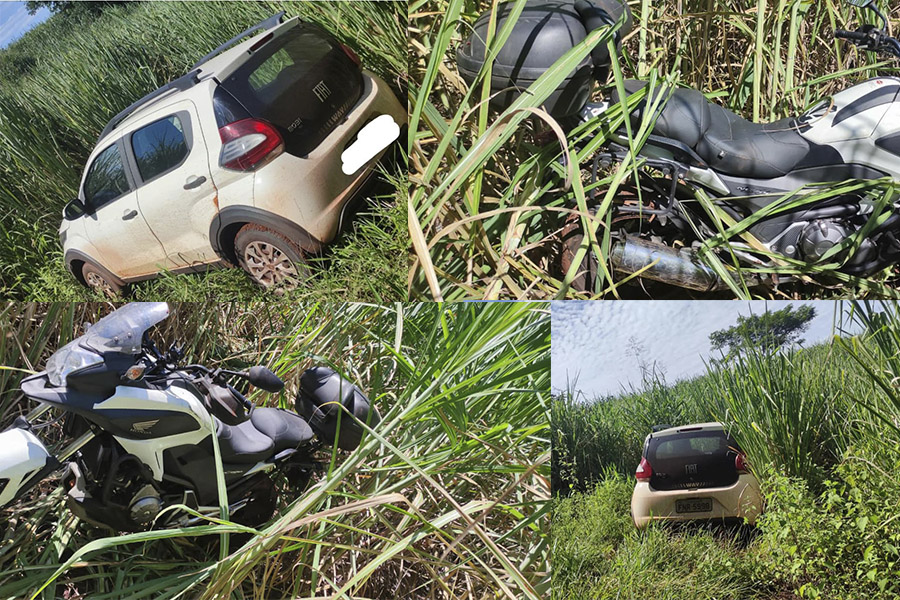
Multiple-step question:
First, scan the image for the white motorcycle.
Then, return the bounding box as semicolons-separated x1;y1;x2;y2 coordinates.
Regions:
0;303;379;531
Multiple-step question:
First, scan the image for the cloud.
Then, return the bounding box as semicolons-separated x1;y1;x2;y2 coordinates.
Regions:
0;3;51;50
551;300;846;398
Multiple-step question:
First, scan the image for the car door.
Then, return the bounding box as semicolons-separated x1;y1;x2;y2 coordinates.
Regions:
125;101;218;270
79;141;168;278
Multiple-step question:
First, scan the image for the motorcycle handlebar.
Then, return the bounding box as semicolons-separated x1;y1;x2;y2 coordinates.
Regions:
225;382;253;412
835;29;869;42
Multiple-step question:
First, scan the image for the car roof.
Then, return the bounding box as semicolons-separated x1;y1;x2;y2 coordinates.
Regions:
649;422;725;439
94;13;298;147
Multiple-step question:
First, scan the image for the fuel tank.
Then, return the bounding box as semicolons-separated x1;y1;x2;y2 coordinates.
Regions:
798;76;900;176
0;428;55;507
90;385;207;440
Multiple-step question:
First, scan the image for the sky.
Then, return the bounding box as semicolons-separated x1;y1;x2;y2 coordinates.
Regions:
551;301;856;398
0;2;51;50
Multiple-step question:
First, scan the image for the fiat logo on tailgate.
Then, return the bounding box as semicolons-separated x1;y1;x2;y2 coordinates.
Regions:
313;81;331;102
685;464;698;475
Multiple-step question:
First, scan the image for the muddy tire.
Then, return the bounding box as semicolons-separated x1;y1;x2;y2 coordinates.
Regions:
234;224;308;292
81;262;123;297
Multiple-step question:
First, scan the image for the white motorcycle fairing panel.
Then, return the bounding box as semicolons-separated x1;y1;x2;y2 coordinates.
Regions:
93;385;213;481
799;76;900;177
0;428;54;507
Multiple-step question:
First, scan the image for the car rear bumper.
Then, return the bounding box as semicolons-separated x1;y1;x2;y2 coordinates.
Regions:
249;71;406;245
630;474;763;529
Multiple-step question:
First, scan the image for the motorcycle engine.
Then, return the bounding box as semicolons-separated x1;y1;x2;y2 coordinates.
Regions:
128;484;162;527
798;220;850;261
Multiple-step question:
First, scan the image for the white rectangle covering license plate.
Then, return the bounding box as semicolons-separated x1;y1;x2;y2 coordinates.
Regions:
675;498;712;513
341;114;401;175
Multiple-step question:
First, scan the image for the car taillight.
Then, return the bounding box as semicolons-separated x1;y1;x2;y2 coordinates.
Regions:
340;42;361;67
218;118;284;171
635;457;653;481
735;453;749;473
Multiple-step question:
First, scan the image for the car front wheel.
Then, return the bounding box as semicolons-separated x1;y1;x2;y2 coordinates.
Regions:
234;224;308;292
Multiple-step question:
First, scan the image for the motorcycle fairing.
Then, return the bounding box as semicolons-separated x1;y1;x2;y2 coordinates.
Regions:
98;384;212;481
0;428;58;507
46;302;169;387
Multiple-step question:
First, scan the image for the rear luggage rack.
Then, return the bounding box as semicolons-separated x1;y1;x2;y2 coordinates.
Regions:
190;11;287;70
98;70;201;140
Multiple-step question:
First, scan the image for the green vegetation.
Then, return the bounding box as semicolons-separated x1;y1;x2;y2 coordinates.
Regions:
410;0;900;299
709;304;817;360
0;1;407;300
552;302;900;599
0;302;550;598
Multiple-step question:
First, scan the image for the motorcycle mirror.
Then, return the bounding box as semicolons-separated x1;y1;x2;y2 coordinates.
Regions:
846;0;888;28
247;366;284;393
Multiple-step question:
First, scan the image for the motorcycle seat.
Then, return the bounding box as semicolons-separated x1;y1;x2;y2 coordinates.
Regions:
216;418;274;464
216;408;315;463
610;80;813;179
250;407;314;453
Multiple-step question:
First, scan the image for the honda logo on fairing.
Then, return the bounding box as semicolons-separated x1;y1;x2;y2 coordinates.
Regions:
685;464;698;475
313;81;331;102
131;419;159;434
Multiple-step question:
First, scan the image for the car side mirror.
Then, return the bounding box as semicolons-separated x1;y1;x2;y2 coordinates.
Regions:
63;198;87;220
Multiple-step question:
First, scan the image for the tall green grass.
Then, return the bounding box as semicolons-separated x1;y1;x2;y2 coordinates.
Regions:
0;302;550;598
0;1;408;300
701;346;848;487
410;0;900;299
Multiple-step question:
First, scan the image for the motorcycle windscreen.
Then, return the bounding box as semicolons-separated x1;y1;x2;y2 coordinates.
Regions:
646;431;740;491
81;302;170;354
219;24;364;157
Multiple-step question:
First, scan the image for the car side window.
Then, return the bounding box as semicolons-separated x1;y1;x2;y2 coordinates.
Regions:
131;115;189;182
83;144;130;209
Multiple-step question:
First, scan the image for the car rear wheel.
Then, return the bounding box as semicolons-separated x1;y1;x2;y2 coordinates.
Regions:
81;262;122;297
234;224;308;292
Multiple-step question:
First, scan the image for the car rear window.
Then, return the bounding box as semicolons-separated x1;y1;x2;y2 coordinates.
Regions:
647;430;740;491
83;144;130;209
131;115;189;182
220;23;363;157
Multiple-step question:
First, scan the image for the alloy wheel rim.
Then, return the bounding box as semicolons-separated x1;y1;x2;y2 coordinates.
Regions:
243;241;302;289
85;271;115;297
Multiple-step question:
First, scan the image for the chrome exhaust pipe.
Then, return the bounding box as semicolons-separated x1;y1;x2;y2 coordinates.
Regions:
561;229;751;292
610;236;730;292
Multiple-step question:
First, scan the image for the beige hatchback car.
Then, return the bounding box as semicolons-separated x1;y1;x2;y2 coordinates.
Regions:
60;12;405;294
631;422;763;528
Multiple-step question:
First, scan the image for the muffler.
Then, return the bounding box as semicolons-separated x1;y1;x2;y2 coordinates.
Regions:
611;236;729;292
561;232;743;292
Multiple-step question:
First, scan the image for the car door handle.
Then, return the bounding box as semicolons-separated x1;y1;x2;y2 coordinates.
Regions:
122;209;138;220
184;175;207;190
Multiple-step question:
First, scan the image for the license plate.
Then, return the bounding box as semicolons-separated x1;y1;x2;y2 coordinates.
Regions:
341;114;400;175
675;498;712;513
